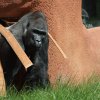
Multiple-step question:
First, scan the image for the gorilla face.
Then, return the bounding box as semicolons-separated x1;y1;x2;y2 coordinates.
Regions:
29;29;47;48
32;30;46;47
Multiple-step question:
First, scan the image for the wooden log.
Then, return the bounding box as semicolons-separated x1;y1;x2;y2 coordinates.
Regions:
0;61;6;96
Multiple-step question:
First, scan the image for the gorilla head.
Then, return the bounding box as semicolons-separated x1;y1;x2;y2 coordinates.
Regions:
22;12;48;50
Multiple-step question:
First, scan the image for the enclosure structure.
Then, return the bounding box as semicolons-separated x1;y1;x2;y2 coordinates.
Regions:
0;0;100;95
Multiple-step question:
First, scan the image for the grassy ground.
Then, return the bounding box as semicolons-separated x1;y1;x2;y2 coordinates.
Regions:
0;77;100;100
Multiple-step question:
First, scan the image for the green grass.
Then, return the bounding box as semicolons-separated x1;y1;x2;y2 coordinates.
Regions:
0;78;100;100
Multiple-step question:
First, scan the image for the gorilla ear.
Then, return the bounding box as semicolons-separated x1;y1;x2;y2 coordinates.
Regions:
23;18;30;28
24;28;27;36
23;22;30;35
26;22;30;28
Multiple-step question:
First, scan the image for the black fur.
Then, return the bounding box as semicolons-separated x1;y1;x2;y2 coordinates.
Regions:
0;11;49;90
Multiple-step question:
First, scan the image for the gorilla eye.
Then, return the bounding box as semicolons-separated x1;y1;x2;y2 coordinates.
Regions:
32;29;46;35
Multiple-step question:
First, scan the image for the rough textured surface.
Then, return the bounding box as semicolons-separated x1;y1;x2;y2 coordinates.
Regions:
0;0;32;18
0;0;100;84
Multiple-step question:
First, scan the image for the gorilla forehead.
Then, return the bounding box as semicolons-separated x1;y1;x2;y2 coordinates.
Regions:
29;18;48;32
20;11;48;32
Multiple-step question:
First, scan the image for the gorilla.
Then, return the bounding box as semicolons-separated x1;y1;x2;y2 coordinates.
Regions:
0;11;49;90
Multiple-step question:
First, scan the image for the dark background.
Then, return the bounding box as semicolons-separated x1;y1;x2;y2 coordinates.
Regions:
82;0;100;27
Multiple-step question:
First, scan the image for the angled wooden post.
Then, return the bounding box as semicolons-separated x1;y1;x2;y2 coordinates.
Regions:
0;61;6;96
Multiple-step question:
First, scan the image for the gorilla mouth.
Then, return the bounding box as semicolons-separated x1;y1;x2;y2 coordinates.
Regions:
29;38;42;48
35;41;42;48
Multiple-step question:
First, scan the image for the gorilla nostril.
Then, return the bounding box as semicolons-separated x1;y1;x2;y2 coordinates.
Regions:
36;40;42;46
36;40;41;43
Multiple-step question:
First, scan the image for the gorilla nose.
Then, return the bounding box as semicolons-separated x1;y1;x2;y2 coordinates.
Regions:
36;40;41;44
36;40;42;47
